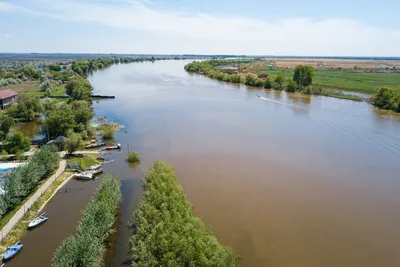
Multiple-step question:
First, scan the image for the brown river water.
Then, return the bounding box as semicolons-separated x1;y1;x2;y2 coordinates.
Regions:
6;60;400;267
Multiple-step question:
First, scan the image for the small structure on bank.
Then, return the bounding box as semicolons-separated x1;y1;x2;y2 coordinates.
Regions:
258;74;268;79
0;89;18;110
47;136;68;150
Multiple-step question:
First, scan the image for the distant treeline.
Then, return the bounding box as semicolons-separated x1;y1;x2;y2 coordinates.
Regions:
52;173;121;267
130;161;239;267
70;57;158;76
0;145;60;218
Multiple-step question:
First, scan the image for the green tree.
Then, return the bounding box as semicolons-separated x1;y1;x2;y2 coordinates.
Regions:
391;94;400;112
286;79;297;92
65;76;92;101
70;101;94;128
65;133;82;154
293;65;315;90
372;88;394;109
264;78;272;89
274;75;285;89
48;64;62;71
44;103;76;138
0;115;14;140
10;95;44;122
244;74;256;86
3;131;31;154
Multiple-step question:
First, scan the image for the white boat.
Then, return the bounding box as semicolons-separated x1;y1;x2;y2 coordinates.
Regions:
86;164;101;171
28;212;48;229
75;172;94;180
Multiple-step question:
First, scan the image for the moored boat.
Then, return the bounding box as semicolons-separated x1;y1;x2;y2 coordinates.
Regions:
28;212;48;229
3;241;23;262
75;172;93;180
86;164;102;171
103;144;122;150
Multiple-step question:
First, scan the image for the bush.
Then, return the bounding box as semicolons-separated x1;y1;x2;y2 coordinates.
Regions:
372;88;394;109
101;124;115;141
52;173;121;267
286;79;297;92
3;131;31;154
264;78;272;89
130;161;239;267
127;151;141;163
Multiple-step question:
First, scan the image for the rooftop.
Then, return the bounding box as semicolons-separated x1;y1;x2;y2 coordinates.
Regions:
0;89;18;99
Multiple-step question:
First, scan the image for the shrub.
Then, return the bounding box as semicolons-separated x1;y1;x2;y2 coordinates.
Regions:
127;151;141;163
52;174;121;267
372;88;394;109
101;124;115;141
3;131;31;154
130;161;239;267
286;79;297;92
264;78;272;89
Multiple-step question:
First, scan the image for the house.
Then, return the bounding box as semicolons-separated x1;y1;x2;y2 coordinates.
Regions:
0;89;18;110
258;74;268;79
47;136;68;150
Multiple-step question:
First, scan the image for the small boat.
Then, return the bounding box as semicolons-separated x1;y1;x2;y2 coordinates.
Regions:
90;168;103;176
75;172;93;180
86;164;102;171
28;212;48;229
105;144;122;150
3;241;23;262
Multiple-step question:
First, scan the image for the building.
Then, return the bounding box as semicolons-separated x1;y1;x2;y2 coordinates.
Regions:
47;136;69;150
0;89;18;110
258;74;268;79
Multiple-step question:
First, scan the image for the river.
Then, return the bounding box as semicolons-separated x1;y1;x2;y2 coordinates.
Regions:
7;60;400;267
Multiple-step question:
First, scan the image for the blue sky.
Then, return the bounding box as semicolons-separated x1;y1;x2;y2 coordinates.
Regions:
1;0;400;56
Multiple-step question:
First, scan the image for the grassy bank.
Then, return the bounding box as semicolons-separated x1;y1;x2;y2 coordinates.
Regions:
0;171;73;253
261;69;400;94
130;161;239;266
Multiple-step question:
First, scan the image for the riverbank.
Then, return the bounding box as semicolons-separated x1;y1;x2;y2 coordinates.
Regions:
184;59;400;106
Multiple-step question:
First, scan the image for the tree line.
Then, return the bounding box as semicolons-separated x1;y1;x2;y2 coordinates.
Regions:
0;145;60;218
52;173;121;267
130;161;239;267
185;60;315;93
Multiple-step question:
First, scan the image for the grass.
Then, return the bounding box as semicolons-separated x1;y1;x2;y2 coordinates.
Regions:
1;80;66;97
67;154;101;170
249;66;400;95
0;171;74;253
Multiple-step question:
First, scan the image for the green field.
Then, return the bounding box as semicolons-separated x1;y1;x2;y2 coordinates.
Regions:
3;81;66;97
256;69;400;94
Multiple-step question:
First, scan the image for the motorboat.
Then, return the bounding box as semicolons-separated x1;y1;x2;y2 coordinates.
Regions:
86;164;102;171
3;241;23;261
28;212;48;229
75;172;93;180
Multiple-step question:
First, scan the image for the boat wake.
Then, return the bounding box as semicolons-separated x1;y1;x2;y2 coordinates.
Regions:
256;95;400;154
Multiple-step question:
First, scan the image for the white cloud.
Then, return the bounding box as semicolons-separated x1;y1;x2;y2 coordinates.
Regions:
1;0;400;56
